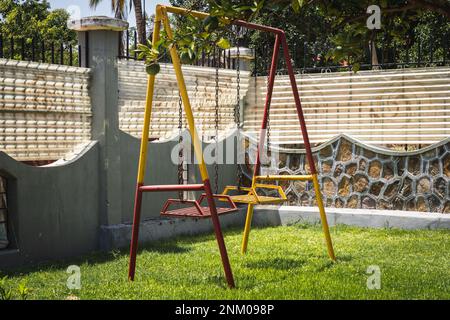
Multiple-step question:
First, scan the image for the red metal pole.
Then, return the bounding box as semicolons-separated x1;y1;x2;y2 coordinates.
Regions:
128;183;143;280
234;20;283;36
253;35;281;177
203;179;235;288
279;33;317;175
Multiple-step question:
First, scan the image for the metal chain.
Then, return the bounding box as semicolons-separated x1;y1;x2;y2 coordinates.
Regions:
177;94;184;200
266;72;271;167
235;45;241;128
235;42;244;188
214;49;220;194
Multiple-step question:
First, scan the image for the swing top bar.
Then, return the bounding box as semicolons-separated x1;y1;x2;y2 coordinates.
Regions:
156;4;317;177
156;5;286;35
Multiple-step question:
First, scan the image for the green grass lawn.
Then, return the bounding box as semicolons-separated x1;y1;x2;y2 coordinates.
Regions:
1;224;449;300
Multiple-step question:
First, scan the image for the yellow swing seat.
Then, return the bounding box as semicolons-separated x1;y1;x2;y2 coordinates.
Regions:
222;175;314;205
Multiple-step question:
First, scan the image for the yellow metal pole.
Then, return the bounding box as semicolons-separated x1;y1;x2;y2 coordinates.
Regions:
160;6;209;181
241;203;254;254
164;5;215;20
239;160;261;254
136;13;161;184
312;174;336;261
158;6;235;288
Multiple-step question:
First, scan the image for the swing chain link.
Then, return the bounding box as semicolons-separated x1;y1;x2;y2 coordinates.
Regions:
214;48;220;194
266;72;271;168
235;46;241;128
235;39;244;189
178;94;184;200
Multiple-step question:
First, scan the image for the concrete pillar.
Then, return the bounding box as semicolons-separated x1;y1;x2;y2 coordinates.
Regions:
228;47;255;71
228;47;254;126
69;16;128;225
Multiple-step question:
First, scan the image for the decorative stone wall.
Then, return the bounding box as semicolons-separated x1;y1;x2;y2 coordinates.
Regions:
260;134;450;213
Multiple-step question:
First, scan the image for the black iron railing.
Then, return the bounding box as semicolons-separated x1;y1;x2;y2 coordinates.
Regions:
118;28;449;74
118;29;238;69
0;35;80;67
254;33;450;75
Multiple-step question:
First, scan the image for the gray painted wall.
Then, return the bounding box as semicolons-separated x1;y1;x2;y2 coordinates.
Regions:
0;142;100;268
0;130;239;269
120;130;239;223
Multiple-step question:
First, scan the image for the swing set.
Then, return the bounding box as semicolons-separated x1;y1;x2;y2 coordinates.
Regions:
128;4;336;289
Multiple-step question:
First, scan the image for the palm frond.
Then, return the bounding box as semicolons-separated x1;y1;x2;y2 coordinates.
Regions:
89;0;102;9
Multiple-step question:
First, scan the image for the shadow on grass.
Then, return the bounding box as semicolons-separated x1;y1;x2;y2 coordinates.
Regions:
1;226;268;279
139;242;191;254
245;257;306;270
2;238;194;278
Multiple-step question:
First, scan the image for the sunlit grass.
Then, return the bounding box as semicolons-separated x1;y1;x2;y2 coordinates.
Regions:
1;224;449;300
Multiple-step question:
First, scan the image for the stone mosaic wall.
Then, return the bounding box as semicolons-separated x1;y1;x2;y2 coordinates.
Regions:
261;134;450;213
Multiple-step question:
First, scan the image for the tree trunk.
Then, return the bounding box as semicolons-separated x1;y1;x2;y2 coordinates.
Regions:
115;9;124;57
370;40;379;68
132;0;146;44
369;30;379;69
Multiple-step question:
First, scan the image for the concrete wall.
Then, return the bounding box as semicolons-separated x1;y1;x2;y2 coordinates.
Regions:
118;59;251;140
0;142;100;268
119;130;240;223
0;175;7;249
0;59;91;161
0;19;240;269
0;129;239;269
244;67;450;146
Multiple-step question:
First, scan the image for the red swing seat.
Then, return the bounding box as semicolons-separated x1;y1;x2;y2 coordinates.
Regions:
160;194;238;218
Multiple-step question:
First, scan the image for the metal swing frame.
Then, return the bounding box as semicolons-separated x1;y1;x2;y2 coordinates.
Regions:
158;51;237;218
128;4;242;288
128;4;335;289
219;11;336;259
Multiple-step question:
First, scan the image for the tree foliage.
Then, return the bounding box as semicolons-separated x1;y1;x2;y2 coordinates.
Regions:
137;0;450;74
89;0;147;45
89;0;129;19
0;0;76;43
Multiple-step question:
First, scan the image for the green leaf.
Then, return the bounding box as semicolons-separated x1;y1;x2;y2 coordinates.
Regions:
137;52;146;60
291;0;304;13
203;16;219;32
234;5;253;12
352;62;361;73
150;48;160;56
292;0;300;12
216;38;231;49
188;48;194;60
137;43;150;52
199;32;210;40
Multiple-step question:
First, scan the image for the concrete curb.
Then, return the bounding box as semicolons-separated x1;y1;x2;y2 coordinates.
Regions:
101;206;449;250
100;207;247;250
253;206;450;230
